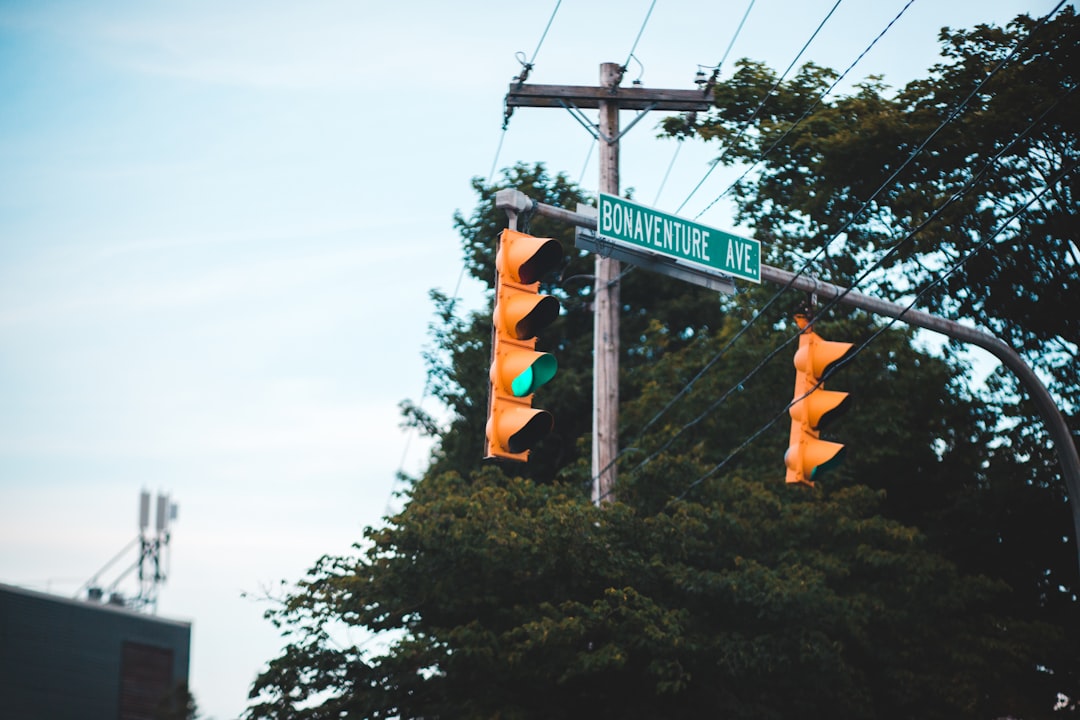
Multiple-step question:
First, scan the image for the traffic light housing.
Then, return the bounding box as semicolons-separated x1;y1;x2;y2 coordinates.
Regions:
485;228;563;461
785;314;853;486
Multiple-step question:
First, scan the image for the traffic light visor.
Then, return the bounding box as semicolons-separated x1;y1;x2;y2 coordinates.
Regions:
488;404;554;455
498;292;560;341
811;445;846;481
499;229;563;284
785;437;845;486
790;389;851;431
795;336;854;379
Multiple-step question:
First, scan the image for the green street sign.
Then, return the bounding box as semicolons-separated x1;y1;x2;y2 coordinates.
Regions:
598;193;760;283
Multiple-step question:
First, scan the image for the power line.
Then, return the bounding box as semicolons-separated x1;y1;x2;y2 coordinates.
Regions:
490;0;565;181
630;0;920;451
766;0;1069;309
589;67;1076;503
702;0;757;94
626;0;923;452
487;128;508;184
528;0;562;70
693;0;918;221
672;160;1076;504
623;0;658;72
675;0;844;215
385;263;468;518
652;138;683;205
636;86;1074;484
575;0;658;196
499;0;1065;508
606;0;925;461
718;0;756;69
797;83;1075;332
398;0;569;514
606;72;1078;503
579;137;597;185
655;0;757;206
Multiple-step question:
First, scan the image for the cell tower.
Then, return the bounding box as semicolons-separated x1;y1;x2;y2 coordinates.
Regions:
79;490;178;613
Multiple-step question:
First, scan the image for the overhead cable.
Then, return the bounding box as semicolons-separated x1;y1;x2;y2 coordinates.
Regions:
491;0;565;181
613;83;1075;490
671;160;1076;504
769;0;1069;310
656;0;758;205
616;0;922;451
702;0;757;95
623;0;658;73
591;14;1071;500
404;2;566;510
675;0;844;215
693;0;917;220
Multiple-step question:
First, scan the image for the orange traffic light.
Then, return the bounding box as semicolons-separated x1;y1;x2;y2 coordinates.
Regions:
784;314;853;486
485;229;563;461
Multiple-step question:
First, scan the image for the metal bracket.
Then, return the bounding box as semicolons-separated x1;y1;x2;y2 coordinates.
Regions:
575;228;735;295
560;101;599;141
559;100;659;145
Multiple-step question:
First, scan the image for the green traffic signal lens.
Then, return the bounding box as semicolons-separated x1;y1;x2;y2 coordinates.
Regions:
510;354;558;397
511;367;534;397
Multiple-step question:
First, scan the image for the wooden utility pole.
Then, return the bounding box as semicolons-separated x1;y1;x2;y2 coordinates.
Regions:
504;65;710;506
593;62;621;505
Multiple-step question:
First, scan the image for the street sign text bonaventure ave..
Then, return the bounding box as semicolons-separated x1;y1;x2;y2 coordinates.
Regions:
598;193;760;283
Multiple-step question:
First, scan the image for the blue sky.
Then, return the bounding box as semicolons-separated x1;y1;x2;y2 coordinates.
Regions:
0;1;1061;717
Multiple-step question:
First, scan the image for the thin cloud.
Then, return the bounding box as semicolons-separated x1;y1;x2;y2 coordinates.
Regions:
56;5;439;91
0;237;421;328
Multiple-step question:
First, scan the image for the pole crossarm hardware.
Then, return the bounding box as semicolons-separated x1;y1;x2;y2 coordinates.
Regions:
558;100;659;145
506;83;712;112
494;189;1080;574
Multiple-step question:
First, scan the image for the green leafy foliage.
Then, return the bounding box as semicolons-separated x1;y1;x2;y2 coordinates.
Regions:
249;470;1050;720
691;9;1079;405
679;8;1080;712
248;11;1078;719
423;162;729;485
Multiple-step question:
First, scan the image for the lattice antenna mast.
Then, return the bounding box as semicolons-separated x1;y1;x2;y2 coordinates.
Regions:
80;490;177;613
136;490;177;612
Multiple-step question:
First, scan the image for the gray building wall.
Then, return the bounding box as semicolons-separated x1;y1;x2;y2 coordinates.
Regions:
0;583;191;720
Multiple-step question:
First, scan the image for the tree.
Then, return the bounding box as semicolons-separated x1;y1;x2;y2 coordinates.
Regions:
676;9;1077;404
247;10;1078;718
248;198;1055;720
155;681;200;720
666;6;1080;711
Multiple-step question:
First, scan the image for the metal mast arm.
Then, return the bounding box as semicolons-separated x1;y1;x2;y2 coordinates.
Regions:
495;191;1080;573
